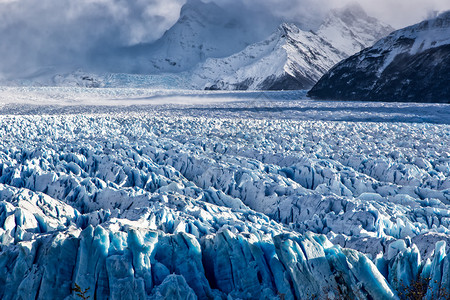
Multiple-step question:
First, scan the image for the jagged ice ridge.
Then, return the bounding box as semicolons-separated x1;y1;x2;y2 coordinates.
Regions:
0;97;449;299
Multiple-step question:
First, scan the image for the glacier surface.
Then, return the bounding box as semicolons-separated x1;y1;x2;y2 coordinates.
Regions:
0;88;450;299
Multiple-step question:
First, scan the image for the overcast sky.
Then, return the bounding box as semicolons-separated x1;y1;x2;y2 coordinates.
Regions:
212;0;450;28
333;0;449;28
0;0;448;78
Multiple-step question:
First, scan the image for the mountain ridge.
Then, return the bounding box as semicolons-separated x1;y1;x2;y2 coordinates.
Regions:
191;23;345;90
1;1;394;90
190;3;393;90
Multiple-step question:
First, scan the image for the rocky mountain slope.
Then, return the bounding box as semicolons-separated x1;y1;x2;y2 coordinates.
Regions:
308;11;450;102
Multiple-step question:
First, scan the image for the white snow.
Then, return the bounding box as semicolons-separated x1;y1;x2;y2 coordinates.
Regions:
190;5;393;91
317;3;393;57
190;23;345;90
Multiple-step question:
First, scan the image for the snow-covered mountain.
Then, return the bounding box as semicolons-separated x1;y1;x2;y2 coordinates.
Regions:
112;0;276;75
317;3;394;57
191;4;393;90
308;11;450;102
0;2;394;91
191;23;346;90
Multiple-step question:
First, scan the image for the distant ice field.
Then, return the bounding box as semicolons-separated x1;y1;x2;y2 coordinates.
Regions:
0;87;449;124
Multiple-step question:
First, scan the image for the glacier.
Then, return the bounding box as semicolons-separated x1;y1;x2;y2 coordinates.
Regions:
0;88;450;299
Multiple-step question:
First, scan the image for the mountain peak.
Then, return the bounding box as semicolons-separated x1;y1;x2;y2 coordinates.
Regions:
179;0;222;23
126;0;269;74
317;4;394;56
189;4;395;91
327;2;382;29
279;23;301;36
337;2;368;19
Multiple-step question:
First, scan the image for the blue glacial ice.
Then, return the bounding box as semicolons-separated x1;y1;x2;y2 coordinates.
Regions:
0;92;449;299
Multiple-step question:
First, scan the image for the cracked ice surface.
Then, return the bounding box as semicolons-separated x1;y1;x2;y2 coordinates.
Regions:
0;88;450;299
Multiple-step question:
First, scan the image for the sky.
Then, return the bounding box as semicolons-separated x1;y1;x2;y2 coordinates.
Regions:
0;0;448;79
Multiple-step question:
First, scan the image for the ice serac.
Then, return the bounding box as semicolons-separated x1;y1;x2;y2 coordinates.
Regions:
192;3;392;91
308;11;450;103
0;216;399;299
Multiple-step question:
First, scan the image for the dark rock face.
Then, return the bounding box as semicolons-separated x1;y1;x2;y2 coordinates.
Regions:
308;12;450;103
308;45;450;103
259;73;316;91
206;73;314;91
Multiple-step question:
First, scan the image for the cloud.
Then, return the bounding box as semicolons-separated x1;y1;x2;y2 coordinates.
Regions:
350;0;450;28
0;0;185;77
211;0;450;29
0;0;448;78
